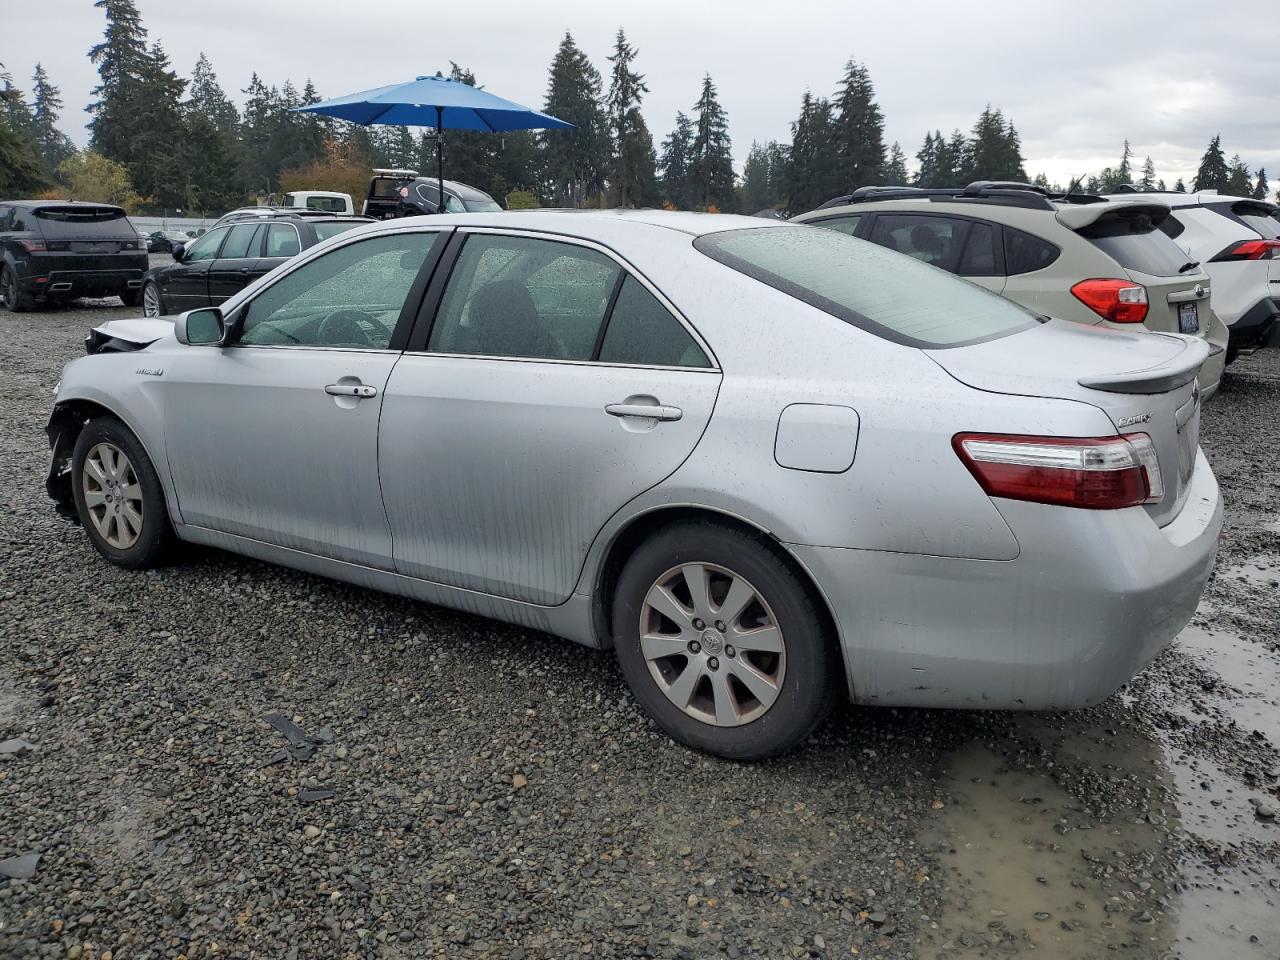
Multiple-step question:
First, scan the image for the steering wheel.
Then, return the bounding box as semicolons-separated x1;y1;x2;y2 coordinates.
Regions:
317;310;379;347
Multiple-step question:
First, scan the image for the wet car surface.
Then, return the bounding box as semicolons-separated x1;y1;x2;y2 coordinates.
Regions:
1;292;1277;958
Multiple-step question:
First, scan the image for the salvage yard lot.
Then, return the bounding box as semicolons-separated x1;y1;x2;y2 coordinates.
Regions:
2;299;1279;959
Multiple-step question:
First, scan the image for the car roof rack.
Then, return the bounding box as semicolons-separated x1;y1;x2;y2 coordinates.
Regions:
815;181;1056;212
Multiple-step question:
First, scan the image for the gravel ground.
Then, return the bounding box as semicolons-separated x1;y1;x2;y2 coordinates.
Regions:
2;295;1279;960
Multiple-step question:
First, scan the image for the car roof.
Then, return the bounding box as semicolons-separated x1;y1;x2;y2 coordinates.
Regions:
3;199;127;211
394;208;790;240
1101;190;1276;210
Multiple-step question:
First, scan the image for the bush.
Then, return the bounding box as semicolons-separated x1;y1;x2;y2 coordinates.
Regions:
505;190;539;210
279;138;368;209
55;151;142;211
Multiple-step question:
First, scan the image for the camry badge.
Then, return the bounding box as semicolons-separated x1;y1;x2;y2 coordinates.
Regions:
1116;412;1152;427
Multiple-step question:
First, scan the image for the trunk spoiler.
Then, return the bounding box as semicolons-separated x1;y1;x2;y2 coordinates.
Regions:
1077;334;1209;394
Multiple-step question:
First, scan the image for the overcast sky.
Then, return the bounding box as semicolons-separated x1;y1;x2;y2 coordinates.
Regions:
7;0;1279;189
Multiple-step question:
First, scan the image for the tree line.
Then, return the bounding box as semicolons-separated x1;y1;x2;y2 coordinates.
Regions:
0;0;1275;215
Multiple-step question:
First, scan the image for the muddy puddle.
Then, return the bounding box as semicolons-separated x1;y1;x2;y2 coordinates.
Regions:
925;617;1280;958
1217;554;1280;589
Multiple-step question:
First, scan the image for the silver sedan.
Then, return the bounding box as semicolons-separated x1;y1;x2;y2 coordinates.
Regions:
47;212;1222;759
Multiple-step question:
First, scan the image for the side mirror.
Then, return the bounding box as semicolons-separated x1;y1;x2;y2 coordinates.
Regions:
175;308;224;346
171;243;186;262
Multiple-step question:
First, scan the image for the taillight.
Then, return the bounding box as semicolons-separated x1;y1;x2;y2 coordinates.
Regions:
18;238;47;253
1209;239;1280;262
953;433;1163;509
1070;279;1149;323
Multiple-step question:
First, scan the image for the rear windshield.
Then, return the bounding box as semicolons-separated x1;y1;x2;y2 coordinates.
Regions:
1078;211;1191;277
312;221;365;242
35;206;132;237
463;198;503;212
694;226;1039;348
1237;211;1280;240
306;196;348;212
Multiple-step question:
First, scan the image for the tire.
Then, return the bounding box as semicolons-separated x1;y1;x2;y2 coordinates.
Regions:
612;521;838;760
141;281;164;317
1;265;34;312
120;287;142;308
71;417;174;569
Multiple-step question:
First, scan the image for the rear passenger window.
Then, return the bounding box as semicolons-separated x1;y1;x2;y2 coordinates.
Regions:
957;222;998;276
264;223;301;258
813;216;861;237
429;234;620;361
1003;229;1060;275
868;215;970;272
598;277;710;368
219;223;260;259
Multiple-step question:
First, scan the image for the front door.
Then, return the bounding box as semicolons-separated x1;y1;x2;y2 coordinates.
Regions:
379;230;722;605
163;225;228;311
208;222;264;305
163;228;444;568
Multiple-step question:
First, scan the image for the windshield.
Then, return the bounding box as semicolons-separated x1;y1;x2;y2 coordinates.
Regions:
1079;211;1191;277
312;221;365;242
694;226;1039;348
463;199;503;212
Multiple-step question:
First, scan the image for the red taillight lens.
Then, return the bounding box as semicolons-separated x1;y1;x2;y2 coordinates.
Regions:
18;238;47;253
1070;279;1149;323
1210;239;1280;262
953;433;1163;509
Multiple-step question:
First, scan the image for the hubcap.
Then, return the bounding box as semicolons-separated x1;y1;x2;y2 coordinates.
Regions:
639;562;786;727
142;283;160;317
82;442;144;549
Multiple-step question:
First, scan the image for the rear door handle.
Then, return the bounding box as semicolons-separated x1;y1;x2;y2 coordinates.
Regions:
605;402;682;422
325;383;378;398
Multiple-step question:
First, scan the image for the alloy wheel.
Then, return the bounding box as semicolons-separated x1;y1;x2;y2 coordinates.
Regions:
639;562;786;726
142;283;161;317
82;442;144;549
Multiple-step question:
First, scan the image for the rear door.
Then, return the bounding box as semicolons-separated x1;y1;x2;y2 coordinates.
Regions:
379;229;721;605
256;221;303;284
207;222;263;304
163;226;227;310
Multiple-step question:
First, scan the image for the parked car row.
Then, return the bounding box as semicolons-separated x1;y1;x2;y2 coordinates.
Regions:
49;210;1221;759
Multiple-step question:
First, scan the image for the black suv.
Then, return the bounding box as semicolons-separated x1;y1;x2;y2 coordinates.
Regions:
141;213;370;317
0;201;148;311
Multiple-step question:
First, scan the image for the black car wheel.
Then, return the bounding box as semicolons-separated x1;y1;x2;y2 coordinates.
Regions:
612;520;839;760
1;265;34;312
141;281;164;317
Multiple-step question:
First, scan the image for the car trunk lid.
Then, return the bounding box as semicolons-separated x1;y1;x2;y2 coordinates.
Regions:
927;319;1206;527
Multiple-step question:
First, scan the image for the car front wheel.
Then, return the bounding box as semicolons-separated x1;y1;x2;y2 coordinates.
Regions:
141;281;164;317
71;417;174;568
612;521;838;760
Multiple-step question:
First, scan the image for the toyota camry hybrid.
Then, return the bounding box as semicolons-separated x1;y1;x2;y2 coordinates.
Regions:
46;212;1222;759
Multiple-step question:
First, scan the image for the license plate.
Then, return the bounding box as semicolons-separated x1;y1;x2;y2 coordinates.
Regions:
1178;302;1199;334
72;242;112;253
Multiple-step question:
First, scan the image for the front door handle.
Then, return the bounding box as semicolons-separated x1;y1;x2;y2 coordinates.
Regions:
325;383;377;399
605;402;682;422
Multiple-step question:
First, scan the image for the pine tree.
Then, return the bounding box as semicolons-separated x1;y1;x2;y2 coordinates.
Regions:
659;111;694;208
1174;177;1186;193
0;63;44;194
1117;140;1133;184
604;29;654;207
885;141;909;185
785;93;840;212
739;140;782;212
1253;168;1269;201
940;129;970;187
1138;156;1156;191
239;73;277;195
29;64;74;178
178;54;241;213
967;107;1024;183
833;59;885;190
1225;154;1252;196
914;132;938;187
1193;135;1230;192
87;0;150;163
689;75;735;211
541;33;608;206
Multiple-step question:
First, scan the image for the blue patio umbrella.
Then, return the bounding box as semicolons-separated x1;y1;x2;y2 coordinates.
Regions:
294;74;573;209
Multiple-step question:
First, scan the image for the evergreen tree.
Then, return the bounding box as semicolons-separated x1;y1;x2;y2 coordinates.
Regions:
541;33;608;206
766;141;790;209
1253;168;1269;201
659;111;694;208
739;139;782;212
0;63;44;194
87;0;150;163
1174;177;1186;193
1156;179;1166;191
1192;135;1230;192
178;54;241;213
1225;154;1252;196
833;58;885;189
967;106;1025;182
688;75;735;211
188;53;239;134
29;64;74;178
1138;156;1156;191
914;131;939;187
605;29;654;207
239;73;278;195
939;128;970;187
1117;140;1133;184
885;141;909;185
785;93;840;212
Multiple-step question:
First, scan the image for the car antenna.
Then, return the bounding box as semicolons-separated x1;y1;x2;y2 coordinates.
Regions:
1064;174;1083;198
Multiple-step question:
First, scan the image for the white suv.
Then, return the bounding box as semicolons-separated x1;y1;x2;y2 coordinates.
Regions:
1104;190;1279;361
793;183;1227;397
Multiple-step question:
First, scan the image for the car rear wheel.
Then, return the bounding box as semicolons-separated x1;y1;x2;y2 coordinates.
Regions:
612;521;838;760
1;265;34;312
141;281;164;317
71;417;174;569
120;288;142;308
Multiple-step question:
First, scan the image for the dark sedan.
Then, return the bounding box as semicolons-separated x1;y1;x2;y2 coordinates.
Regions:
142;214;370;317
145;230;191;254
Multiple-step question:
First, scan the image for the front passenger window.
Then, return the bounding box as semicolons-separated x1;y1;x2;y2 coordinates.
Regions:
238;232;437;349
183;227;228;263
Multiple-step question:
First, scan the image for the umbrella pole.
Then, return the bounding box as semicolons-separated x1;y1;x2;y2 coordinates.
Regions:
435;106;444;213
